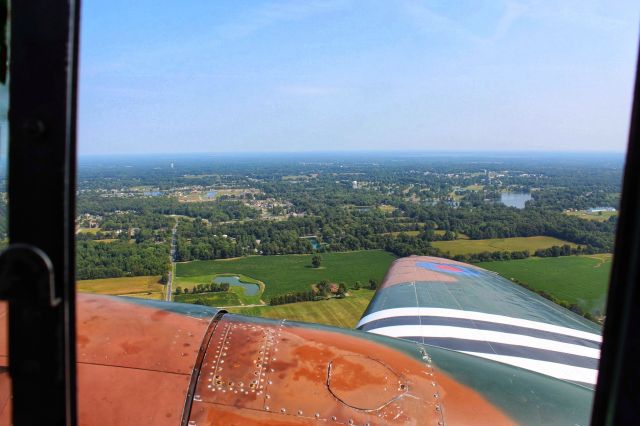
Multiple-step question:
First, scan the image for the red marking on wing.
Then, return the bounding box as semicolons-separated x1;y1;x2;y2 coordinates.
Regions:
436;264;463;272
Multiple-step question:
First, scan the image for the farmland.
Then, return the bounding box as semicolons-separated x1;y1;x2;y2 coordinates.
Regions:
229;289;376;328
432;236;576;256
564;210;618;222
174;290;242;306
175;250;396;301
479;254;612;315
77;275;164;300
174;273;264;306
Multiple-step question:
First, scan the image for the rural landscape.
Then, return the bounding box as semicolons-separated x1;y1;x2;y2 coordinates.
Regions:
74;152;620;327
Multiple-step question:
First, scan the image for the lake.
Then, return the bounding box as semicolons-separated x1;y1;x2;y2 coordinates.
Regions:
213;275;259;296
500;192;532;209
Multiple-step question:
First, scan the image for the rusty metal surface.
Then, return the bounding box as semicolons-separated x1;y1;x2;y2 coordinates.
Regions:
0;368;10;426
0;295;215;425
0;296;517;425
187;315;516;425
75;295;211;374
77;363;190;425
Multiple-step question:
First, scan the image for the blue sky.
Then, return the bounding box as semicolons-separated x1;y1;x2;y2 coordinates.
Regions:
78;1;639;155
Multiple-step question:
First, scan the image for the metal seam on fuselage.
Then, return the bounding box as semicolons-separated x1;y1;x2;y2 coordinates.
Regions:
180;309;227;426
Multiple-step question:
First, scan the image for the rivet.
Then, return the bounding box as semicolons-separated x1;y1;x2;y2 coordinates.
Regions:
331;416;337;421
298;410;303;415
281;408;286;413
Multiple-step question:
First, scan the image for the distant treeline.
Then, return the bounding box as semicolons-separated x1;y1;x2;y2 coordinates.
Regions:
78;195;259;223
450;244;603;264
76;240;170;280
174;202;614;262
174;282;230;295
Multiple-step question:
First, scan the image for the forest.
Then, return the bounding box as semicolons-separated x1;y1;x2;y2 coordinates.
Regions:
70;153;622;280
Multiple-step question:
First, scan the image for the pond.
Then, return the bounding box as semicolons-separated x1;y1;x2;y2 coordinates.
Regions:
143;191;162;196
500;192;532;209
308;238;320;249
213;275;259;296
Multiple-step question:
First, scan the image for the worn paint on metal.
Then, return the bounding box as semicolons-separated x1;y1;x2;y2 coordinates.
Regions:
0;295;518;425
187;315;515;425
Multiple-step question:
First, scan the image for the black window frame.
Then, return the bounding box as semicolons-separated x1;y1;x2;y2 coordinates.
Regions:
0;2;638;425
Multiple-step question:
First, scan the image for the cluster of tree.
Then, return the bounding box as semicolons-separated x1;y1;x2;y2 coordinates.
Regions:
76;240;170;279
176;195;616;263
529;187;620;211
78;194;258;223
451;250;530;263
270;281;351;306
269;291;316;305
400;203;616;251
175;282;230;295
449;245;605;264
534;244;600;257
99;212;174;231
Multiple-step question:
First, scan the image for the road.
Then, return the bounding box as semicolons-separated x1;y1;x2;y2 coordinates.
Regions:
165;222;178;301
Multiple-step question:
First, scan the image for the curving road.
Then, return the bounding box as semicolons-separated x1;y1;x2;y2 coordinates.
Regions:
165;222;178;301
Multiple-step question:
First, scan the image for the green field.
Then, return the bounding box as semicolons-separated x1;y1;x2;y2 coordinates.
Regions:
479;254;612;315
174;291;242;306
77;275;164;300
77;227;101;234
565;210;618;222
432;236;576;256
383;230;421;237
175;250;396;301
175;273;264;306
229;289;376;328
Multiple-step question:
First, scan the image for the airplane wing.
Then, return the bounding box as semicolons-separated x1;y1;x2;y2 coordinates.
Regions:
0;258;598;424
357;256;602;388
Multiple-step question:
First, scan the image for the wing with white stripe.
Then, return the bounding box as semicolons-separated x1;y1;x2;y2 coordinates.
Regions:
357;256;602;387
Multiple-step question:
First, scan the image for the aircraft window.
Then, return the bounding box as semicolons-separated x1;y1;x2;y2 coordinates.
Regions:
0;4;6;251
3;1;635;425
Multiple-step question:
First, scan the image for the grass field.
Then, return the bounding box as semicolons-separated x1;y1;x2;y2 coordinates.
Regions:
175;273;264;306
464;184;484;191
174;291;242;306
479;254;612;315
565;210;618;222
77;275;164;300
382;230;421;237
377;204;397;213
432;236;576;256
229;289;376;328
175;250;396;301
77;227;101;234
